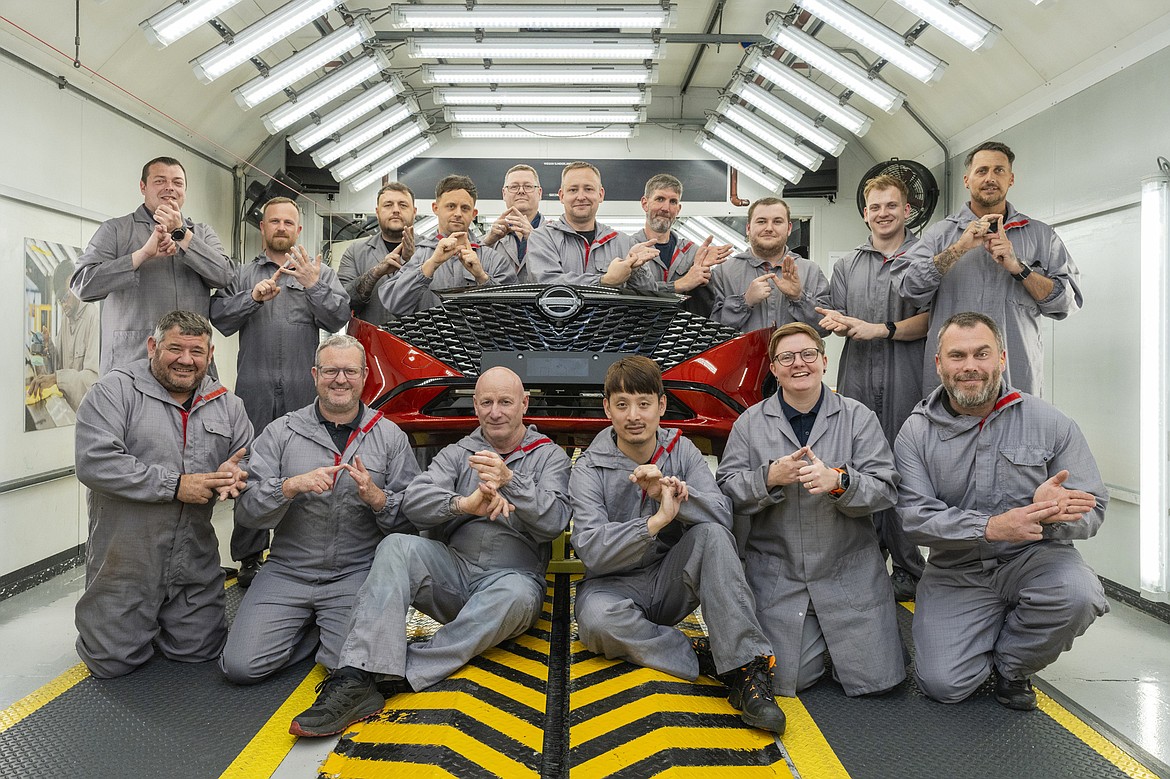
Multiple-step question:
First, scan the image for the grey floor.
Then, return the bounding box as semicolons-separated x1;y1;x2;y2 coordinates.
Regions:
1;503;1167;778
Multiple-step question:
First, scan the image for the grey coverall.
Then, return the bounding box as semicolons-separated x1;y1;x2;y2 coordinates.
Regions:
74;358;252;678
489;212;543;283
894;382;1108;702
709;250;831;334
525;217;661;294
337;234;402;325
221;403;419;683
381;235;517;317
572;426;773;680
631;228;714;317
338;425;570;690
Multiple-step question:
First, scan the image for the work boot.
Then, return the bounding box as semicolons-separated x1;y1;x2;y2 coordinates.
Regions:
995;674;1038;711
289;667;385;737
237;554;264;589
690;636;719;680
723;656;786;735
890;566;919;602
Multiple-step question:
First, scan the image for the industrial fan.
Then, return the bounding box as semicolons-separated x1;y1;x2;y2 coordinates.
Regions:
856;158;939;231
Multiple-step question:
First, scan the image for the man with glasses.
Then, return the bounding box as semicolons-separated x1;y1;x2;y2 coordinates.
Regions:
211;197;351;586
709;197;830;333
717;322;905;699
289;367;570;737
894;312;1107;711
482;164;544;282
338;182;417;324
221;335;419;685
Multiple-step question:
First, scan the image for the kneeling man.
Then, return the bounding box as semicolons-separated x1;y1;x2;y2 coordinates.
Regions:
290;367;571;736
895;312;1108;709
572;356;787;735
220;334;419;684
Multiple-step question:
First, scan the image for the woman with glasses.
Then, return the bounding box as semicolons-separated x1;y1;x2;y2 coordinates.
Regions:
716;321;906;698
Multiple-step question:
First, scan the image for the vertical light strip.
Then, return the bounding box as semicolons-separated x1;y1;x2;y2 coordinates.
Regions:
1140;172;1170;602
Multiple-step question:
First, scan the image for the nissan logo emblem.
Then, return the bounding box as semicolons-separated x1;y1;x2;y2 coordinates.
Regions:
536;285;584;323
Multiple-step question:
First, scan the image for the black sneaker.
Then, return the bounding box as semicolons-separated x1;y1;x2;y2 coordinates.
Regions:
237;554;264;589
725;656;786;735
376;675;413;698
890;567;918;602
690;636;719;680
995;675;1037;711
289;668;385;737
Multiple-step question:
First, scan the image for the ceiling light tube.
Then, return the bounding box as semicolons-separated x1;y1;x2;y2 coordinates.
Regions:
411;215;440;238
745;50;872;136
191;0;343;84
407;37;662;61
688;216;751;252
675;219;749;253
331;121;430;180
795;0;946;83
1140;171;1170;602
717;104;825;171
422;64;658;85
433;88;649;107
443;107;645;124
765;22;905;112
728;79;847;156
890;0;998;51
313;106;422;167
451;124;637;139
233;17;374;108
390;4;677;30
696;133;790;192
343;135;437;193
288;80;405;152
705;121;807;182
141;0;245;48
261;52;392;134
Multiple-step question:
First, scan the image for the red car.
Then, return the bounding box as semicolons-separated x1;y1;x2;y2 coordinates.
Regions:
350;284;770;455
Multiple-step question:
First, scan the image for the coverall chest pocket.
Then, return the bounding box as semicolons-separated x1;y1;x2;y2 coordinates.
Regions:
193;416;233;468
996;445;1053;498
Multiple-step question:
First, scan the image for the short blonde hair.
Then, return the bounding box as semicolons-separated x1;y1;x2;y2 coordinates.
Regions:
768;322;824;360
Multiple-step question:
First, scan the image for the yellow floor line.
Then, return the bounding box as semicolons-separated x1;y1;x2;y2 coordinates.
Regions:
0;663;90;733
218;663;327;779
779;696;851;779
571;726;780;778
1037;691;1161;779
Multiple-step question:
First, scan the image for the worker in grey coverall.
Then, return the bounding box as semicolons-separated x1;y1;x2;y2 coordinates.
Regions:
28;284;101;412
71;156;235;374
337;182;416;324
717;322;905;697
709;197;830;334
525;161;662;294
480;164;545;282
74;311;250;678
288;367;570;738
220;335;419;684
210;196;350;579
816;175;929;599
892;141;1082;397
382;175;515;317
894;312;1107;710
571;356;787;735
631;173;734;317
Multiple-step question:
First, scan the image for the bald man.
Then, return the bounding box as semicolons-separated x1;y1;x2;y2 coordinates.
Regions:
290;367;572;737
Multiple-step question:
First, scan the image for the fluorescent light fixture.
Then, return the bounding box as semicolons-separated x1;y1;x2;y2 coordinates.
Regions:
411;215;439;239
765;22;905;112
313;108;423;167
795;0;946;83
391;4;677;29
728;79;847;156
890;0;998;51
705;121;806;183
288;79;405;152
191;0;343;83
675;218;751;253
141;0;245;48
717;103;825;171
745;50;872;136
696;133;788;193
407;37;662;61
344;136;437;193
331;123;430;181
1140;172;1170;602
451;124;637;139
687;216;750;252
261;52;391;134
233;17;374;108
433;88;649;107
422;64;658;85
444;107;645;124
